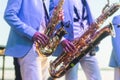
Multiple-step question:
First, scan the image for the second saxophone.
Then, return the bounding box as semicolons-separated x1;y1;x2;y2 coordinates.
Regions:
49;3;120;78
36;0;67;57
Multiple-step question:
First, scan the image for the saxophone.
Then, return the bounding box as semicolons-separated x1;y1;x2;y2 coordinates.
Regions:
49;3;120;78
36;0;66;57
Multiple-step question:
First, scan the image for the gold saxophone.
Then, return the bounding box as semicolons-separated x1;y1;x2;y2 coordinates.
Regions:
36;0;66;57
49;3;120;78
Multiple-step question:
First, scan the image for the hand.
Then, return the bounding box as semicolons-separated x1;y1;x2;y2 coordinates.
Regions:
32;32;49;47
61;39;76;55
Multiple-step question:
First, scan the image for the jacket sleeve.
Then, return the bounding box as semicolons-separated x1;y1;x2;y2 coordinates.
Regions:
4;0;36;40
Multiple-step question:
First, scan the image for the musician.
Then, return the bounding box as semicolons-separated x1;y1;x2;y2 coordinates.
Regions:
50;0;101;80
109;15;120;80
3;0;51;80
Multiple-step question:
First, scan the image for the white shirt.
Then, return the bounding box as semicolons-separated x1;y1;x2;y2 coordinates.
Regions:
39;1;47;33
73;0;89;39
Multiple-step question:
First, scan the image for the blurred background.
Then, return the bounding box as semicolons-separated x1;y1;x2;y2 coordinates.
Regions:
0;0;120;80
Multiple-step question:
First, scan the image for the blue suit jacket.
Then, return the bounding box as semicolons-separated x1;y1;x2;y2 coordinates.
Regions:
4;0;50;58
109;15;120;67
50;0;94;56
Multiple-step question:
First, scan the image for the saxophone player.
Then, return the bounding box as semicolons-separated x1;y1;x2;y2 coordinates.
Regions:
50;0;101;80
4;0;50;79
3;0;66;80
109;15;120;80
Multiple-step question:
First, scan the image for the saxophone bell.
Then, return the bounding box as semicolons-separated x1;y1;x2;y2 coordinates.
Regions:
49;23;116;78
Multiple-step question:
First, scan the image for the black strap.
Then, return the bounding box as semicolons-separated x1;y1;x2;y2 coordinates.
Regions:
42;0;50;24
81;0;88;20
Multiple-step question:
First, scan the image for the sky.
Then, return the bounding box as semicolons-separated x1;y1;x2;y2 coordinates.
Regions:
0;0;120;68
0;0;10;47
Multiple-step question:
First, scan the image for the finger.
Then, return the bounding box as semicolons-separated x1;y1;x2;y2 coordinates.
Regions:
64;47;73;56
36;39;41;45
39;34;48;46
37;35;46;47
66;43;75;53
64;47;70;53
41;34;49;42
69;43;76;51
45;37;49;44
42;36;49;45
40;38;47;47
